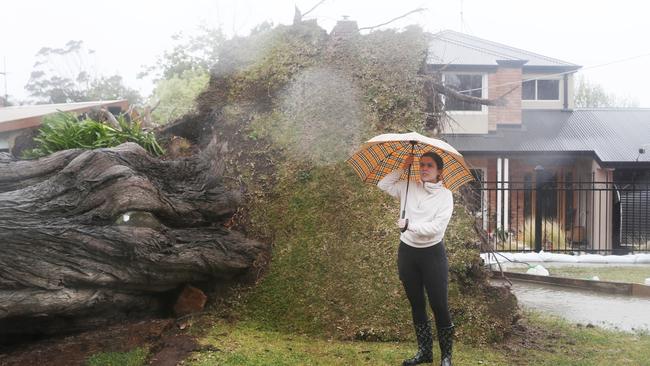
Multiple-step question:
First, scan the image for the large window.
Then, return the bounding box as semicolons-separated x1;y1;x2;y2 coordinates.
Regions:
522;79;560;100
444;73;483;111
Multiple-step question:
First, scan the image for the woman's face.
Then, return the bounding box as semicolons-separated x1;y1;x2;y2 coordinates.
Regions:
419;156;440;183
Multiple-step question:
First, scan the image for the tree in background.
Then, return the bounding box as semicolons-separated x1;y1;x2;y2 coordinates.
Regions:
25;40;141;104
141;25;225;125
139;25;225;81
574;75;639;108
150;69;210;124
0;95;12;107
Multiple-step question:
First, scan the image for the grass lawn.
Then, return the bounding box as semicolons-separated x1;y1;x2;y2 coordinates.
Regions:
166;311;650;366
505;265;650;284
86;347;149;366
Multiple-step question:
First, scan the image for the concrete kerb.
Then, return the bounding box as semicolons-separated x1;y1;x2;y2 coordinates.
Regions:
483;252;650;298
489;270;650;298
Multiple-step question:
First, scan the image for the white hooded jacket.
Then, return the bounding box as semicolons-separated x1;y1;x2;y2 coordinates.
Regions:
377;168;454;248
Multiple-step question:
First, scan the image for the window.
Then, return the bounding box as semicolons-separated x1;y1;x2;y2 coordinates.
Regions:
522;80;536;100
538;80;560;100
444;73;483;111
522;79;560;100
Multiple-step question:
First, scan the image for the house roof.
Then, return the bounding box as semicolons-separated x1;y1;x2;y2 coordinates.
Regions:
427;30;581;70
443;109;650;166
0;100;128;133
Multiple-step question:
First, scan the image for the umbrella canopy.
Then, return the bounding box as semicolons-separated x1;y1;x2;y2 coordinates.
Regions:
346;131;474;192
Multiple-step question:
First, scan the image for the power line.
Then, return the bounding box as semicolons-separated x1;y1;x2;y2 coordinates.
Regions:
459;0;464;33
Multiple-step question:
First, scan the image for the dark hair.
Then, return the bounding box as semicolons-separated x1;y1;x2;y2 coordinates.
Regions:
421;151;444;171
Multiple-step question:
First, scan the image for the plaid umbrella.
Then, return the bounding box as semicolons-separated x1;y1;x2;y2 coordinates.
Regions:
347;131;474;195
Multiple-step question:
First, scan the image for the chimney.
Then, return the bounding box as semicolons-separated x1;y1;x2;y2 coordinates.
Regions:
331;16;359;38
488;59;527;130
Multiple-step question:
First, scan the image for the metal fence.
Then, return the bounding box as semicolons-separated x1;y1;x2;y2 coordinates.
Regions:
464;175;650;254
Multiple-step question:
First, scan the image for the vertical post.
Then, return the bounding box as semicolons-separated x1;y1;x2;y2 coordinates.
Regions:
534;165;544;253
504;158;510;232
497;157;502;231
590;169;600;250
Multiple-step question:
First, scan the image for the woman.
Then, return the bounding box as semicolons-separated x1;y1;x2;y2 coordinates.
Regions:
377;151;455;366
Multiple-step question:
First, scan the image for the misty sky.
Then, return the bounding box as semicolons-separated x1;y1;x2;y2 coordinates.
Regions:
1;0;649;106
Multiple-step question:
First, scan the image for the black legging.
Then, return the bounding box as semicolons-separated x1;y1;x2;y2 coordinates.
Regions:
397;240;452;329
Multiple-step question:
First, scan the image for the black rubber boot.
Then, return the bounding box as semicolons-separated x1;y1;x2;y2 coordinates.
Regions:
402;320;433;366
437;324;454;366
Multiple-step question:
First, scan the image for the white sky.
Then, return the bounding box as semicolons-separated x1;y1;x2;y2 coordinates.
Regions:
1;0;650;106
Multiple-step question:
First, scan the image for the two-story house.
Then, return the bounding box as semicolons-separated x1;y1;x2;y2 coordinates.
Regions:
429;30;650;253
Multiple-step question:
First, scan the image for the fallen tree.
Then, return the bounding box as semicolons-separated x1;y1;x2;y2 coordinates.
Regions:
154;20;519;344
0;17;518;345
0;142;265;341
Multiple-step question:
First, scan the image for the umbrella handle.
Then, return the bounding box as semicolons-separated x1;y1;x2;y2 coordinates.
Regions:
401;142;416;220
400;218;409;233
401;160;411;219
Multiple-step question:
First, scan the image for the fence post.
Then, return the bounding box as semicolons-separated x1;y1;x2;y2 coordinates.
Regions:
534;165;544;253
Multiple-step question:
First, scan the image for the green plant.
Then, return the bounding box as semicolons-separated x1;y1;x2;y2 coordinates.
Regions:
517;217;567;251
86;347;148;366
494;227;509;242
22;111;164;158
150;68;210;124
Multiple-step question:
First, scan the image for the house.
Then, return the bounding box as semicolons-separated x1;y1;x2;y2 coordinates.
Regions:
428;30;650;253
0;100;128;155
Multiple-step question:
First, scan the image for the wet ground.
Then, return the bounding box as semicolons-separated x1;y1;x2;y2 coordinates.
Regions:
493;278;650;333
0;318;203;366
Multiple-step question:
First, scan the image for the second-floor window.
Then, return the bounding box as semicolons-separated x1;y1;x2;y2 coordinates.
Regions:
522;79;560;100
444;73;483;111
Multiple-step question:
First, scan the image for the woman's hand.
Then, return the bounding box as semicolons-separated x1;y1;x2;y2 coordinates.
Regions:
401;155;414;170
397;218;409;232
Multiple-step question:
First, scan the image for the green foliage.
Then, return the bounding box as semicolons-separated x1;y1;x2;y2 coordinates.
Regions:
231;25;428;165
353;26;429;134
22;112;164;158
150;69;210;124
139;25;225;81
223;24;326;104
84;75;143;105
86;347;148;366
514;218;567;251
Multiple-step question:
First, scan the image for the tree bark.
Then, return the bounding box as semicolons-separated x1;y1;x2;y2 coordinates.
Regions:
0;143;265;340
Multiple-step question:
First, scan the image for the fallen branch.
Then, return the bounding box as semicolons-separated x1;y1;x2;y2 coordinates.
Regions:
100;107;121;128
301;0;327;19
359;8;427;31
429;80;507;107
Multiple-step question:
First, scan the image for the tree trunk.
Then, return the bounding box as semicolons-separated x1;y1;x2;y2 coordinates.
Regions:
0;142;265;341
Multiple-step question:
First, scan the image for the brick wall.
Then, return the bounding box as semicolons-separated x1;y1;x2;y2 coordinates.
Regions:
488;61;525;131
